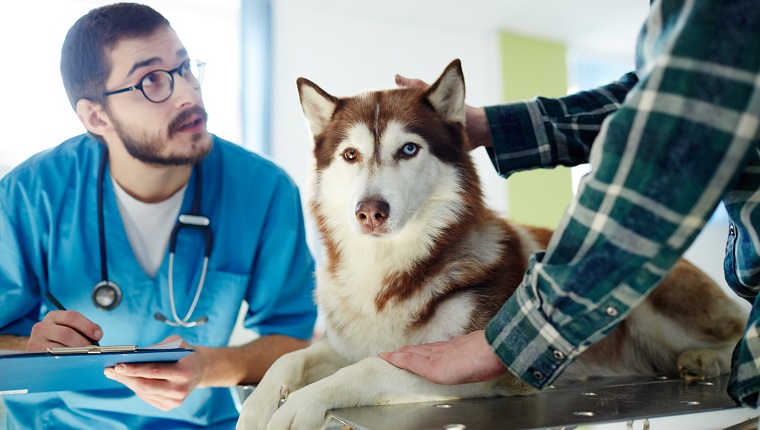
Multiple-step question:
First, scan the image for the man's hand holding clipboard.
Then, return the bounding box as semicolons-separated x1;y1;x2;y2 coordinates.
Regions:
103;335;202;411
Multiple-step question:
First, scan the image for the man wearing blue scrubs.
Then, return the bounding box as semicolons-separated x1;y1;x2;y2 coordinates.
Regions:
0;3;317;429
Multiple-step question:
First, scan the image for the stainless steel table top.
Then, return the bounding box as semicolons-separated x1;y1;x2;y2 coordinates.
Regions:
329;375;755;430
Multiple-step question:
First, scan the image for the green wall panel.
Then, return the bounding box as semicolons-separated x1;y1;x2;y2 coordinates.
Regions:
499;32;573;229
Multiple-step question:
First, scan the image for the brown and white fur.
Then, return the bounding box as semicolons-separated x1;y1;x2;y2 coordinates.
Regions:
237;60;746;430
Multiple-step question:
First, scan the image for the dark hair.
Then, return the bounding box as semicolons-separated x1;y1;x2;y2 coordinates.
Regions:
60;3;171;111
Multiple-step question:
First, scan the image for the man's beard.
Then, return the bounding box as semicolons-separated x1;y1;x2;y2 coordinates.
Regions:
110;105;212;166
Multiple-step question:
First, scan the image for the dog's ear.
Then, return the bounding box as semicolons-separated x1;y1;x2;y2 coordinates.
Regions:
424;59;465;125
297;78;339;137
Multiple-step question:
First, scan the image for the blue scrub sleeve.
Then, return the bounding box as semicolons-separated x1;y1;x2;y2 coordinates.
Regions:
0;180;43;336
243;175;317;340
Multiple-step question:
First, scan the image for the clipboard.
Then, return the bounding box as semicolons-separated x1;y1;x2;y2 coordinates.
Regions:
0;345;194;395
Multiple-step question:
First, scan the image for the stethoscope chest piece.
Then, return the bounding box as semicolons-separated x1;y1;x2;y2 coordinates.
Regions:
91;280;123;311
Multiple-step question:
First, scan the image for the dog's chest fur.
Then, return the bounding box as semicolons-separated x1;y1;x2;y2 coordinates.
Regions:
314;219;531;363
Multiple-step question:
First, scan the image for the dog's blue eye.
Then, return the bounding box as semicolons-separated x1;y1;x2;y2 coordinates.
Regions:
401;143;418;156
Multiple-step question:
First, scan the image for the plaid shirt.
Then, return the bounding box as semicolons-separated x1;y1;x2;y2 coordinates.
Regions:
483;0;760;407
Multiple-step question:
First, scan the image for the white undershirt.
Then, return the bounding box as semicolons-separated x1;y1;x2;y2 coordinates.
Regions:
111;177;187;278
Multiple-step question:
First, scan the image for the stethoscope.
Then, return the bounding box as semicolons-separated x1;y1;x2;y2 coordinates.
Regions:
92;148;213;327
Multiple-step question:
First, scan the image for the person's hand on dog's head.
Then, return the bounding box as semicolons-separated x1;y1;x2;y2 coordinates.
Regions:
395;74;430;90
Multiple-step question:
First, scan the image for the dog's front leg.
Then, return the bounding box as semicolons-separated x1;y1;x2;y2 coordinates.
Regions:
267;356;497;430
236;339;349;430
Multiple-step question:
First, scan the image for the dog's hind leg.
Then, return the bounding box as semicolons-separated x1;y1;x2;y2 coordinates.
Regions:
625;260;746;379
565;260;746;381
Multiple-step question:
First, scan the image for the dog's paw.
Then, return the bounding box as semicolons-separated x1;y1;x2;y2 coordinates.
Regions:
237;349;318;429
677;349;722;383
237;383;291;430
267;387;331;430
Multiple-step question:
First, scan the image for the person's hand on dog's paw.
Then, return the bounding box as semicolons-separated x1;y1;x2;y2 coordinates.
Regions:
379;330;507;385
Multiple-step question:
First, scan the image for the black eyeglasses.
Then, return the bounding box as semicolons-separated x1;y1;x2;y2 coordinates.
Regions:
103;59;206;103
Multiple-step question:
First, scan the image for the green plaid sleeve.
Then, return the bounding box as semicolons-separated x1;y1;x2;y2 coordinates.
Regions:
485;0;760;401
484;73;637;178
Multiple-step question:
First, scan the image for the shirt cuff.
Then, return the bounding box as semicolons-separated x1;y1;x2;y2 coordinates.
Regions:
484;102;550;178
485;280;578;390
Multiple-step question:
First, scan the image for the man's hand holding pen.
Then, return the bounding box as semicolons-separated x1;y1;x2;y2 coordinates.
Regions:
26;292;103;351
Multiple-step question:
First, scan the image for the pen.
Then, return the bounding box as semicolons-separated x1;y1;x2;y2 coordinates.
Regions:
45;292;100;346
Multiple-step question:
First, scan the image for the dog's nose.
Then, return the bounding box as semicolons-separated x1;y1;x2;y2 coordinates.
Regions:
355;200;390;229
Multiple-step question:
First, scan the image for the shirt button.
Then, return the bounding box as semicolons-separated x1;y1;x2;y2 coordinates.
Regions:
553;350;565;360
606;307;619;317
730;223;736;235
533;370;544;380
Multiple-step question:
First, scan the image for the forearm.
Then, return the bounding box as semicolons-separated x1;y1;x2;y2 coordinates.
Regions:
485;73;637;178
194;334;310;387
465;106;492;149
0;334;29;351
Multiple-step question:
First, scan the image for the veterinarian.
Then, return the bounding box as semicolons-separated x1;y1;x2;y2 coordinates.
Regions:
0;3;316;428
380;0;760;408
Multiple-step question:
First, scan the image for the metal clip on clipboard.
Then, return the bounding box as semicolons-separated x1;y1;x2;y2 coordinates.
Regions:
47;345;137;355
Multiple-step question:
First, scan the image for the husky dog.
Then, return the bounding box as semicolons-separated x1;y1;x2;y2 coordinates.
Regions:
237;60;746;430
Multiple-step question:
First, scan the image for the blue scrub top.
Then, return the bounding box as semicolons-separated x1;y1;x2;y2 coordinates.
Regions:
0;135;317;429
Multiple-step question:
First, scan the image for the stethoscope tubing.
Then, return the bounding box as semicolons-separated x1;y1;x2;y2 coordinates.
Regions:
95;148;211;327
97;147;110;285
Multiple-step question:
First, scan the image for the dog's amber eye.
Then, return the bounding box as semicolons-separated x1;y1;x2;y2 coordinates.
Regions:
400;143;419;157
342;148;359;161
